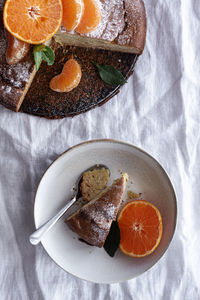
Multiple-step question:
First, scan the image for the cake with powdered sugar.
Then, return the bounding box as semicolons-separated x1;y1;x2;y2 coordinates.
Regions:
0;1;36;112
0;0;146;114
56;0;146;54
66;173;128;247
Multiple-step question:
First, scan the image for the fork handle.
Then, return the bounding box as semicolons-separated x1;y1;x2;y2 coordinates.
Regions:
29;196;76;245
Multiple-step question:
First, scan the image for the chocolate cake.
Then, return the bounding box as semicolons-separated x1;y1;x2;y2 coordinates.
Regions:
66;173;128;247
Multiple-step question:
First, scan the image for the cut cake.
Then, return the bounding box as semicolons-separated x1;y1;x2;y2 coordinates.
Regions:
0;0;146;113
66;173;128;247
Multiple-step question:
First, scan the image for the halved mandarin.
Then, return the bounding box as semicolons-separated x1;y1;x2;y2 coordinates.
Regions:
76;0;102;34
118;200;163;257
3;0;63;44
62;0;84;31
49;58;82;92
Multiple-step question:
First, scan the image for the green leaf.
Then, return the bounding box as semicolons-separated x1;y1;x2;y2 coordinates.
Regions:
41;46;55;66
33;50;43;71
33;45;45;53
103;221;120;257
91;61;127;87
33;45;55;71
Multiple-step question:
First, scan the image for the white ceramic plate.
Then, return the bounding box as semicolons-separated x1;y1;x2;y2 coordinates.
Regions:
34;139;177;283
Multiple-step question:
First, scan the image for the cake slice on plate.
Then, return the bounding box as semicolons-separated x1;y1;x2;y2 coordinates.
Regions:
65;173;129;247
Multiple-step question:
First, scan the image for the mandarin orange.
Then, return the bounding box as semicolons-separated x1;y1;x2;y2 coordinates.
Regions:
49;58;82;92
3;0;63;44
76;0;102;34
62;0;84;31
118;200;163;257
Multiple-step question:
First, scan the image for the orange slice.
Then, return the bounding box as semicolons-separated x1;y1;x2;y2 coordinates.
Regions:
118;200;163;257
49;58;82;92
62;0;84;31
76;0;102;34
3;0;63;44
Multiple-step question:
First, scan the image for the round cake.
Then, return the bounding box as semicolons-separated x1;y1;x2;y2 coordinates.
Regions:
0;0;146;118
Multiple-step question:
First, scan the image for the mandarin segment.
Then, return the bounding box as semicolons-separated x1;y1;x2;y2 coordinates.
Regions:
118;200;163;257
6;31;30;65
49;58;82;92
62;0;84;31
76;0;102;34
3;0;63;44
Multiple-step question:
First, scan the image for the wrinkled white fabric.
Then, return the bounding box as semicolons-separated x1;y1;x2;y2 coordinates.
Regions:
1;0;200;299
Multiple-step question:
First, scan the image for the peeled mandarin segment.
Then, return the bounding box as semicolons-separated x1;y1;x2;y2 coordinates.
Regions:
49;58;82;93
76;0;102;34
3;0;63;44
118;200;163;257
6;31;30;65
62;0;84;31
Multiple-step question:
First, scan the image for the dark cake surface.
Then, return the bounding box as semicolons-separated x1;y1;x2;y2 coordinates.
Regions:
21;43;137;118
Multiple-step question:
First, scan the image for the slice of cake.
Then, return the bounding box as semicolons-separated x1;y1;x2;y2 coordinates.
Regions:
0;1;36;112
55;0;146;54
66;173;128;247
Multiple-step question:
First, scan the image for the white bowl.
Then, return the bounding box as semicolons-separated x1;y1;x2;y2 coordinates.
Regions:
34;139;177;283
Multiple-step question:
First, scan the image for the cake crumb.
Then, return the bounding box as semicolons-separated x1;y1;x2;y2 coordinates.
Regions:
127;190;140;200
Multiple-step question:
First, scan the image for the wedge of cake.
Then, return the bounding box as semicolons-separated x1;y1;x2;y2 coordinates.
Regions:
66;173;128;247
56;0;146;55
0;2;36;112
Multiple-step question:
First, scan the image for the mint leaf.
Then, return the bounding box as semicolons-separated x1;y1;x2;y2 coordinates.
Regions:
104;221;120;257
33;45;55;71
92;61;127;87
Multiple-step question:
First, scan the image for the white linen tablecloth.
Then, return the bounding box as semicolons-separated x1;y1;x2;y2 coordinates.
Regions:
1;0;200;299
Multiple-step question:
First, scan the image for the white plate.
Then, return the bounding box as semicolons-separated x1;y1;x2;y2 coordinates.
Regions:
34;139;177;283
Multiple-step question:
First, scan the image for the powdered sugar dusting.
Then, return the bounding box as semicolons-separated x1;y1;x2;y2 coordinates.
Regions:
59;0;146;50
89;220;112;244
86;0;125;41
0;85;12;98
60;0;125;42
0;2;35;108
118;0;145;47
67;174;128;247
82;201;116;228
4;62;33;88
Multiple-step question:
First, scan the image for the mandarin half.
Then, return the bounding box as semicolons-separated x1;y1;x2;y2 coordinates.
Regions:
3;0;63;44
118;200;163;257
